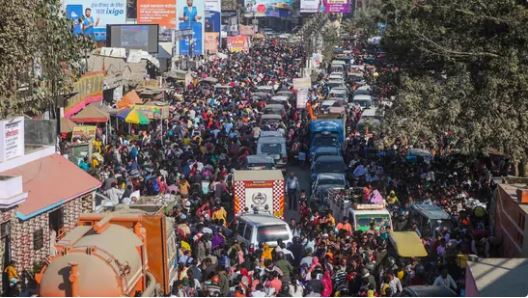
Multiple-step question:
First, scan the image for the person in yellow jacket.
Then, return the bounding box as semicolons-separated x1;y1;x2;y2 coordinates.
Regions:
386;190;399;205
212;205;227;227
260;243;273;262
5;261;19;288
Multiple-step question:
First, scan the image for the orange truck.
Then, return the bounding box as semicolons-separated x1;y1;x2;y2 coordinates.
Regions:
36;205;177;297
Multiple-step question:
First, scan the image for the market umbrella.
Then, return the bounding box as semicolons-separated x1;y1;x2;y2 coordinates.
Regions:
125;109;150;125
116;108;131;120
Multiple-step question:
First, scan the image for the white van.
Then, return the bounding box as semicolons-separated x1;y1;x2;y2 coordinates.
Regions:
352;94;373;109
235;214;293;247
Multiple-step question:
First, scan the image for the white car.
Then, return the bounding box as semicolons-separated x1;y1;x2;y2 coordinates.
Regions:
235;214;293;247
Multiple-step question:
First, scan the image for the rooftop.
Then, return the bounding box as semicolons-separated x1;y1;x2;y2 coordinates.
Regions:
0;154;101;220
498;177;528;214
467;258;528;297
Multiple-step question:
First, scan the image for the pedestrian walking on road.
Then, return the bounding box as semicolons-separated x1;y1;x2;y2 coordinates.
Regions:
286;172;299;210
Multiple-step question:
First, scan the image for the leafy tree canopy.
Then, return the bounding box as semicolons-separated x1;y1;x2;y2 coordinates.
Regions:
0;0;92;118
374;0;528;161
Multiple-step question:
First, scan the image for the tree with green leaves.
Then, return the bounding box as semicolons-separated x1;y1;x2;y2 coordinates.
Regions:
374;0;528;173
0;0;92;118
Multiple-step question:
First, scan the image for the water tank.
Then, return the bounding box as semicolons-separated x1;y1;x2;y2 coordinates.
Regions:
39;224;143;297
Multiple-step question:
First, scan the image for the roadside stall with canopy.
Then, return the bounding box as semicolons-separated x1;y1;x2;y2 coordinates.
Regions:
70;104;110;140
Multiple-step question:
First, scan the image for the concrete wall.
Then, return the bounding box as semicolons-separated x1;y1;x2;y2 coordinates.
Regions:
494;184;528;257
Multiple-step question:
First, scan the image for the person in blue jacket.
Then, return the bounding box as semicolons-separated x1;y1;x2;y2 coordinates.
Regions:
180;0;202;23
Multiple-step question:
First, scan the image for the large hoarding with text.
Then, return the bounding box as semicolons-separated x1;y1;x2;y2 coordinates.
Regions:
64;0;127;41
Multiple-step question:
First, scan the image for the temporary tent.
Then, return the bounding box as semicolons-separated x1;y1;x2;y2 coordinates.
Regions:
116;90;142;109
60;117;76;133
70;104;109;123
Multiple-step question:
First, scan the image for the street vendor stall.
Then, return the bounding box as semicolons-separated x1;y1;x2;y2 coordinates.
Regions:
70;104;109;124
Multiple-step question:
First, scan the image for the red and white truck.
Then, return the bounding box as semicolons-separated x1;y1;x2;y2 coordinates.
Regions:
233;170;285;219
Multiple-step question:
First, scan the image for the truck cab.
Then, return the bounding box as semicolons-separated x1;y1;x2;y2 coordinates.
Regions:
347;204;393;232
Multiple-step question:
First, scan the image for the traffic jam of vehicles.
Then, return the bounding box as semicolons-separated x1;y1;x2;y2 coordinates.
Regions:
35;34;492;297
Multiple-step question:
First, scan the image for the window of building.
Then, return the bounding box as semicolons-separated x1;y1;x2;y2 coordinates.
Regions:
33;229;44;251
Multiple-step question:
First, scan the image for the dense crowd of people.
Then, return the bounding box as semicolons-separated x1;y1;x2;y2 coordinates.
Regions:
63;36;503;297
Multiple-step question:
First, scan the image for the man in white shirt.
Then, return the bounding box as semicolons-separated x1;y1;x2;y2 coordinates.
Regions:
286;172;300;210
387;272;403;295
433;269;457;291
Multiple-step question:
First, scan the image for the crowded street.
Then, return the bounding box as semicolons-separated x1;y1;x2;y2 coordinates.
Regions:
2;0;528;297
67;39;495;297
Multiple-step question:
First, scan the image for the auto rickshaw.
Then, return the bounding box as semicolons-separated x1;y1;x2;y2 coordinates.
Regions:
389;231;428;258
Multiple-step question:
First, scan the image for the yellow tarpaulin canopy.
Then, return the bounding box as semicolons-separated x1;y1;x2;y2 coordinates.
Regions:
389;231;428;258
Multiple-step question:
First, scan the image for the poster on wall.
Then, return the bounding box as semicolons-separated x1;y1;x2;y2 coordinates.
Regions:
137;0;177;42
245;0;293;17
322;0;350;13
0;117;25;162
204;0;221;53
63;0;127;41
300;0;321;13
239;25;256;36
227;35;250;52
205;32;220;53
177;0;205;56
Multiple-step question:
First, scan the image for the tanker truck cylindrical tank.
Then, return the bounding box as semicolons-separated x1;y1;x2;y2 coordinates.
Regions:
39;224;143;297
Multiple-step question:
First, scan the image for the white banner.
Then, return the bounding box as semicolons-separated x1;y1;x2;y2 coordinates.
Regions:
0;117;25;162
301;0;321;13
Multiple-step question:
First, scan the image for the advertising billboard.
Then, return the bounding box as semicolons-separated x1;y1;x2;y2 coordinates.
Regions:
205;32;220;53
227;35;250;52
300;0;321;13
245;0;293;17
63;0;127;41
137;0;177;41
177;0;206;56
106;24;159;53
204;0;221;53
322;0;350;13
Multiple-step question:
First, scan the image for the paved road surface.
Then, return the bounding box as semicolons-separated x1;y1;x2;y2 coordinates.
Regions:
284;163;311;222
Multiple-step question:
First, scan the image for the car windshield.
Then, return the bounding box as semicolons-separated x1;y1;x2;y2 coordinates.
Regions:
313;136;338;147
257;225;290;243
248;162;274;169
354;100;371;107
314;160;345;173
318;178;344;185
356;214;390;229
261;143;282;154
